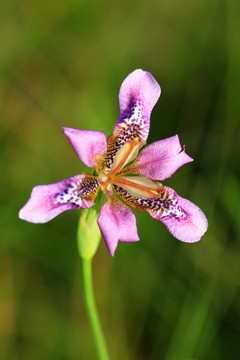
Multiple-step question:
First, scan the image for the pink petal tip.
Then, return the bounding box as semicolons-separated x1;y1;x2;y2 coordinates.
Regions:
63;127;107;168
134;134;193;181
97;200;140;256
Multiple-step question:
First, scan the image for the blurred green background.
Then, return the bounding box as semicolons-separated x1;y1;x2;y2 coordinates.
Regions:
1;0;240;359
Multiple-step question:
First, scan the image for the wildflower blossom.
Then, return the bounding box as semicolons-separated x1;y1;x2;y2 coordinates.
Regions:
19;69;208;255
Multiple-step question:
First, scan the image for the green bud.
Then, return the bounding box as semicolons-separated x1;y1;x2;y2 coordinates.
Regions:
77;208;102;259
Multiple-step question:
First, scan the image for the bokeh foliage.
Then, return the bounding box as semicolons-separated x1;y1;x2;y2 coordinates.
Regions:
1;0;240;359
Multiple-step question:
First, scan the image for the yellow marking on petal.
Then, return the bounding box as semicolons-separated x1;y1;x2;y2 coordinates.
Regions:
101;135;118;172
108;195;121;208
111;175;162;199
79;173;100;200
95;154;104;174
113;187;146;212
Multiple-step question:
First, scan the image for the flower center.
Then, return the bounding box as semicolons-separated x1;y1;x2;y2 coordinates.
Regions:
98;172;162;200
98;139;162;200
98;173;113;197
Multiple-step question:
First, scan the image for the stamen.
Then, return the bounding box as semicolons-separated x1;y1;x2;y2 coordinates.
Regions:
111;175;162;199
109;140;144;175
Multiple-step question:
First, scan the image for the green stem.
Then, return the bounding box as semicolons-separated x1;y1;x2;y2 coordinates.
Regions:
81;257;109;360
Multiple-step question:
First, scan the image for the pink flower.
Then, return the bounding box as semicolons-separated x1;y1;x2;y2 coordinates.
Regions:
19;69;208;256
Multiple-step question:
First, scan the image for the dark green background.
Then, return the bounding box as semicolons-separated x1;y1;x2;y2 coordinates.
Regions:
1;0;240;359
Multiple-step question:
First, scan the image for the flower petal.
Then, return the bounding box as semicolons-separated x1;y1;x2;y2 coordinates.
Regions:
63;127;107;168
97;199;140;256
129;135;193;180
19;175;99;223
115;69;161;142
113;184;207;242
147;187;208;242
102;70;160;173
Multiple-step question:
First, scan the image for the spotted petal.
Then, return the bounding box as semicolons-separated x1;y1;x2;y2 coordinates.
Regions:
113;184;208;242
148;187;208;242
127;135;193;180
97;199;140;256
115;69;161;142
19;175;99;223
103;70;160;173
63;127;107;168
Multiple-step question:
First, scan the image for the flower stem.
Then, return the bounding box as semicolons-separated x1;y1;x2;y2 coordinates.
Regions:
81;257;109;360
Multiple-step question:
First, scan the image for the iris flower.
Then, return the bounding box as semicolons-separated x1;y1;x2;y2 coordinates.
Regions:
19;69;207;255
